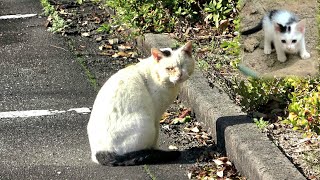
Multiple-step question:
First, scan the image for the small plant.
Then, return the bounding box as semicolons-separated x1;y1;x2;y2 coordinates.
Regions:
283;78;320;135
104;0;236;34
198;59;210;71
253;117;269;130
40;0;55;16
96;23;112;33
76;0;84;5
143;165;157;180
220;38;240;56
40;0;67;33
235;76;320;135
49;13;68;33
203;0;235;28
234;78;291;112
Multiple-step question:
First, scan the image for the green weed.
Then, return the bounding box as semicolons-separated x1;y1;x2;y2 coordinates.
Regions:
96;23;112;33
143;165;157;180
203;0;235;28
198;59;210;71
104;0;236;34
77;57;99;91
235;77;320;135
40;0;67;33
253;117;269;130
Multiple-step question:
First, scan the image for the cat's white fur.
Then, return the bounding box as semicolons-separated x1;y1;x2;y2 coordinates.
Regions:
263;10;310;62
87;42;194;164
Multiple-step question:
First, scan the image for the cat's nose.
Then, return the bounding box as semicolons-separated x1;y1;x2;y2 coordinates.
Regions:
287;46;294;51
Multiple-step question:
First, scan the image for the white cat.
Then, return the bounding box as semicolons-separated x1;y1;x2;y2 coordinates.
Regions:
242;9;310;62
87;41;194;166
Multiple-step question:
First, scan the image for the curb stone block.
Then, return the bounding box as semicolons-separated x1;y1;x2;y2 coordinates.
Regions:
137;33;306;180
136;33;177;56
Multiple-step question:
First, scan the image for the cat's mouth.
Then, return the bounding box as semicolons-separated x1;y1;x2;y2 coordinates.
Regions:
170;76;187;84
285;48;298;53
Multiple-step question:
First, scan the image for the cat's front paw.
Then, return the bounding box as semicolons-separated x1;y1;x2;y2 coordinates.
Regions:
264;48;272;54
300;51;311;59
277;55;287;62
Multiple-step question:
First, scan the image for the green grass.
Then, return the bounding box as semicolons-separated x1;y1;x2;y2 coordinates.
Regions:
253;117;269;130
143;165;157;180
66;39;99;91
40;0;67;33
77;57;99;91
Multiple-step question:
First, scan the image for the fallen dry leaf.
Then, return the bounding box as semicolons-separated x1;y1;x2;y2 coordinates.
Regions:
81;32;90;37
81;21;88;26
214;157;232;166
217;170;224;178
93;16;101;23
168;145;178;150
99;44;113;50
118;44;132;51
108;38;119;45
95;36;102;42
178;108;191;118
112;51;130;58
191;126;200;133
187;172;192;179
128;51;138;58
98;51;113;56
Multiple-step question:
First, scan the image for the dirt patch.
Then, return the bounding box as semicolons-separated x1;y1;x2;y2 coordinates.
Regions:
240;0;319;77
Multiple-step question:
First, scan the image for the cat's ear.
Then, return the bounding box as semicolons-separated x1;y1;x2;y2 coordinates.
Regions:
274;23;284;33
151;48;164;62
296;19;306;33
182;41;192;56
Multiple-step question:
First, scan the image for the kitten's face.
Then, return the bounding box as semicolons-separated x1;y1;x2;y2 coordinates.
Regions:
275;20;306;53
278;31;303;53
152;42;194;85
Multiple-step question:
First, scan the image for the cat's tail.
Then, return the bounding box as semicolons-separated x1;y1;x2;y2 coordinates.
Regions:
241;21;263;35
96;149;181;166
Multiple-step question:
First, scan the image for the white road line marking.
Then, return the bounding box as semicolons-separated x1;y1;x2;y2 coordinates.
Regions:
0;14;37;20
0;107;91;119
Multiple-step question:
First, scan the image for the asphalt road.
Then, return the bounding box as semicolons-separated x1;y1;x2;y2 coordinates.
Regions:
0;1;190;179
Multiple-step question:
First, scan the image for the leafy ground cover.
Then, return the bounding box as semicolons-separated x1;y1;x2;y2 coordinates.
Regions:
41;0;319;179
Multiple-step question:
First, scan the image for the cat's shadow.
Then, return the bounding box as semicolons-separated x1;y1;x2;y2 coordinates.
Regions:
164;145;220;165
161;115;253;166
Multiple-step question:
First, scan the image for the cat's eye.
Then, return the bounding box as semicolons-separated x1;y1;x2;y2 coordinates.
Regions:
292;40;297;43
281;40;286;43
166;67;175;71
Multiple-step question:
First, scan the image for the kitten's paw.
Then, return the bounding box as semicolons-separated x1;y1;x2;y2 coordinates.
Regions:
300;51;311;59
277;56;287;62
264;48;272;54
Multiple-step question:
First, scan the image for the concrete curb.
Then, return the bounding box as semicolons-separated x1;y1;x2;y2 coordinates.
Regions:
137;33;306;180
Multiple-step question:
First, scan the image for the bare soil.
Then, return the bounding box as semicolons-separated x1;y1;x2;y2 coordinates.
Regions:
240;0;319;77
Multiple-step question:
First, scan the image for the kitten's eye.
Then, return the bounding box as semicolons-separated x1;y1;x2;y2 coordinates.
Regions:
281;40;286;43
166;67;174;71
292;40;297;43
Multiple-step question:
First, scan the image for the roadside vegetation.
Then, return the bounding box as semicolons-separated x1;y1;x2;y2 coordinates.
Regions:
41;0;319;178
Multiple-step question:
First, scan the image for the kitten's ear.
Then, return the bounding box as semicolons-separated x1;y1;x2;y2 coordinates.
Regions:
182;41;192;56
274;23;282;32
151;48;164;62
296;19;306;33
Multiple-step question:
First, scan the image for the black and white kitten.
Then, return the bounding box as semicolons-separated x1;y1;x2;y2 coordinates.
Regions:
242;9;310;62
